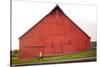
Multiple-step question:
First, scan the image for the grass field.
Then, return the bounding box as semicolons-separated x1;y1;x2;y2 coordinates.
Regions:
12;48;96;65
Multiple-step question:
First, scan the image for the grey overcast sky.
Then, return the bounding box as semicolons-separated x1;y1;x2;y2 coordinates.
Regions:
12;0;96;50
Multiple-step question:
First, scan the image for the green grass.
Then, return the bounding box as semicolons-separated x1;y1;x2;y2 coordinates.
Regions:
12;48;96;65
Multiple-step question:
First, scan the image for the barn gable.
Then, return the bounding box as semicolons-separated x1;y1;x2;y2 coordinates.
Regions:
19;5;90;39
19;5;91;59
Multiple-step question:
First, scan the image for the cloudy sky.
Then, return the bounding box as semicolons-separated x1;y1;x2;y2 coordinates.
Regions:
12;0;97;50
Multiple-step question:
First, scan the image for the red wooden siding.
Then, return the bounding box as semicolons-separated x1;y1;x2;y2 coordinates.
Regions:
19;5;91;59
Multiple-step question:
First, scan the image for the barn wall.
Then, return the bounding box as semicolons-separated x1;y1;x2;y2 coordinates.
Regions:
19;6;91;59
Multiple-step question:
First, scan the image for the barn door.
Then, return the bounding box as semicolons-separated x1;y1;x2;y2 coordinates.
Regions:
32;48;39;57
32;47;44;57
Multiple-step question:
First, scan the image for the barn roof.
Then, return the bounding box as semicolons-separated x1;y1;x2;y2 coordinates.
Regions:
19;5;91;39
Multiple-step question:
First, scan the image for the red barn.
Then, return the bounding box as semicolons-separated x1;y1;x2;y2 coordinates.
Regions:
19;5;91;59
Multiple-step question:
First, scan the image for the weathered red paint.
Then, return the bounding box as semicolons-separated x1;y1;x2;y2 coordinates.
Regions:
19;5;91;59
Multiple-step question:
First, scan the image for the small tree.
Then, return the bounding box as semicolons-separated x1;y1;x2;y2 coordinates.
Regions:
12;49;19;57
